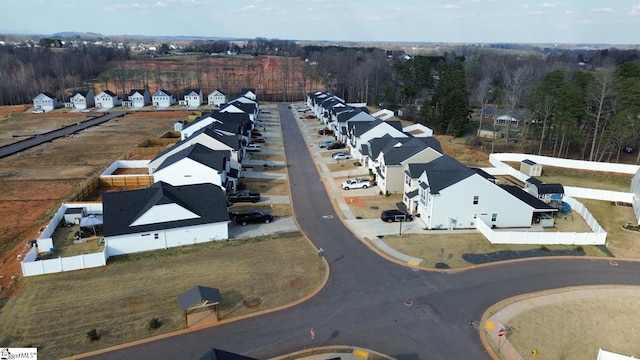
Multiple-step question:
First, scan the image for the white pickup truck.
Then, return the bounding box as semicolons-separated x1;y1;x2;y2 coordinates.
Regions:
341;178;371;190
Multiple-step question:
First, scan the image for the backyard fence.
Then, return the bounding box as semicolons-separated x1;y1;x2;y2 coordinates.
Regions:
99;176;153;187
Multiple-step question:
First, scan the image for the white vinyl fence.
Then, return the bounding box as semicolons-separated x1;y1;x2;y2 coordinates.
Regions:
21;202;106;277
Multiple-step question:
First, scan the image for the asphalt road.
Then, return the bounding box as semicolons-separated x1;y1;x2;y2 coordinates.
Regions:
0;111;128;158
87;104;640;360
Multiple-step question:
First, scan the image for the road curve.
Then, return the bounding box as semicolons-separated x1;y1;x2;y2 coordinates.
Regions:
86;104;640;360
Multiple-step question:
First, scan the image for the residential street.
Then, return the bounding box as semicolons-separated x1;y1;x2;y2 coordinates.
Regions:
86;104;640;360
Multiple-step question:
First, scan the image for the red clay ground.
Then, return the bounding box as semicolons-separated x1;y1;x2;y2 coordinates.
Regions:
0;109;188;297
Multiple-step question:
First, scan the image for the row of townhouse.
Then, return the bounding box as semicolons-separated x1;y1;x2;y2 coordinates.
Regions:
307;91;559;230
32;88;256;112
100;94;260;256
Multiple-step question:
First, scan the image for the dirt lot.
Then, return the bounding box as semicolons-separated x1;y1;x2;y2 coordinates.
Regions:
0;109;188;296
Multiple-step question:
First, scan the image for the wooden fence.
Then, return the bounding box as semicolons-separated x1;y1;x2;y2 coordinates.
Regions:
99;175;154;187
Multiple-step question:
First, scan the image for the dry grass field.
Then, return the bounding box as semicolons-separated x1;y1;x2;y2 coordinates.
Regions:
0;233;325;359
0;109;189;295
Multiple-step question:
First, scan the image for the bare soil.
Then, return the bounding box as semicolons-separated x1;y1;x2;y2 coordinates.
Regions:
0;110;186;297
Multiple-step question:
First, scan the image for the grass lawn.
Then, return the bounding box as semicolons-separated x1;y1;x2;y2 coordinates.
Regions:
0;232;324;360
486;287;640;360
504;162;632;192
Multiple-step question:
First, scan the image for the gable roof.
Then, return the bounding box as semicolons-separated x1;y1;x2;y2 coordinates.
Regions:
155;143;228;173
405;163;433;178
526;177;564;194
209;89;226;96
127;89;147;97
382;138;435;165
184;88;202;96
153;89;173;97
102;181;229;237
421;155;476;194
522;159;537;166
178;285;222;311
34;92;57;100
71;90;90;98
98;90;118;97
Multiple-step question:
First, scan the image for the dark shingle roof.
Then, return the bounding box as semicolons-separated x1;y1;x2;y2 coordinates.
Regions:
522;159;537;165
470;167;497;182
184;88;202;96
178;285;222;311
71;90;90;98
101;90;117;97
102;182;229;237
405;189;419;199
500;185;557;211
421;155;476;194
154;89;173;97
155;143;228;173
127;89;147;97
405;163;432;178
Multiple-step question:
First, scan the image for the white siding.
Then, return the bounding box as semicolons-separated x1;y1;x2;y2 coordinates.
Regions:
105;222;228;256
419;175;533;229
153;158;225;188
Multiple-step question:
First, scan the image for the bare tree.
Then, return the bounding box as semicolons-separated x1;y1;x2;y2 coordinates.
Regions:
502;66;535;146
585;67;616;161
473;76;492;136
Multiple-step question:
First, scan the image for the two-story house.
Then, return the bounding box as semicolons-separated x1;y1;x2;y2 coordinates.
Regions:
152;89;176;108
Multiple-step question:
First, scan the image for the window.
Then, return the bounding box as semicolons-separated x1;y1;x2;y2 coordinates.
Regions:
154;234;159;239
491;213;497;222
473;214;477;219
405;174;411;186
473;196;479;205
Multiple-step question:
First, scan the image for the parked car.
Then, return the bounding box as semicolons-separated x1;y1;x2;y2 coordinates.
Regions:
260;109;271;114
228;189;261;203
380;209;413;223
341;178;370;190
319;140;335;149
251;132;263;138
229;210;274;226
318;128;334;135
326;142;346;150
245;143;261;152
624;147;635;153
333;153;352;161
332;151;349;158
306;114;317;119
251;138;267;143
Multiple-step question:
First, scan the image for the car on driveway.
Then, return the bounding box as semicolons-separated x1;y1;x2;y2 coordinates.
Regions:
245;143;261;152
229;210;274;226
320;140;335;149
251;137;267;143
318;128;334;135
341;178;371;190
380;209;413;222
333;153;352;161
327;142;346;150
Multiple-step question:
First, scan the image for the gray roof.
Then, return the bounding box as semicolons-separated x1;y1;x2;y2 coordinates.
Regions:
405;163;432;178
100;90;118;97
178;285;222;311
127;89;147;97
405;189;419;199
500;185;557;211
102;181;229;237
154;143;228;173
470;167;497;182
522;159;537;165
153;89;173;97
421;155;476;194
149;128;240;165
382;137;438;165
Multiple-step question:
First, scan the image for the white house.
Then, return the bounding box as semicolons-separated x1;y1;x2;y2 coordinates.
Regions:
208;89;227;107
147;126;243;182
180;88;203;108
347;119;407;162
152;89;176;108
152;143;230;190
32;92;62;112
94;90;121;108
102;181;230;256
124;89;150;108
238;88;257;100
370;136;443;194
409;155;556;230
631;169;640;225
68;90;95;110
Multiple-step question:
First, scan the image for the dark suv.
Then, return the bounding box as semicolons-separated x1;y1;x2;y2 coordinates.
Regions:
380;209;412;222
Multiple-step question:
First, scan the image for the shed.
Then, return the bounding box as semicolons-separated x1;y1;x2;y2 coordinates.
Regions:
64;207;86;225
520;159;542;176
178;286;222;327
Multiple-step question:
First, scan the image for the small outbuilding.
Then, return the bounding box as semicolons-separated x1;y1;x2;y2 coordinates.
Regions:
199;348;259;360
520;159;542;176
178;285;223;327
63;207;86;225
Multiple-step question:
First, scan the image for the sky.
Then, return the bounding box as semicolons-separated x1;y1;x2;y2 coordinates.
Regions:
1;0;640;45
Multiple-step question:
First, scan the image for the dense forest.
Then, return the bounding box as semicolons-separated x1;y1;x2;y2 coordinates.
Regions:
1;36;639;161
